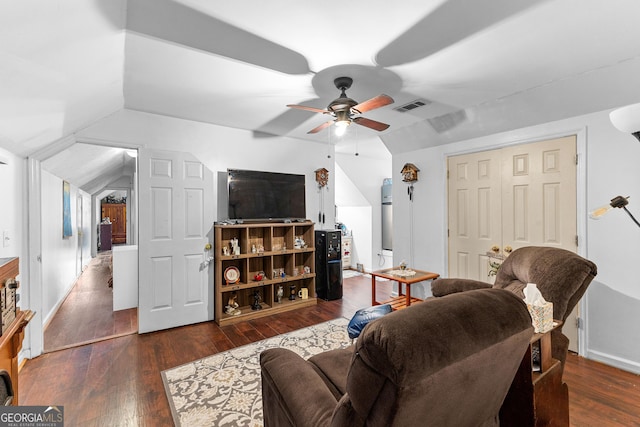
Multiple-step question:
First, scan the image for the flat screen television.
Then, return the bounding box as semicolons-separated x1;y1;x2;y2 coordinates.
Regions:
227;169;306;221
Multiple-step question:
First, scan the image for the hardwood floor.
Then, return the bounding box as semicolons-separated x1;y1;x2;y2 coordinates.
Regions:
43;251;137;352
20;274;640;426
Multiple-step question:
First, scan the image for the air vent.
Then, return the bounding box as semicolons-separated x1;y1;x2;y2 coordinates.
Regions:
394;99;431;113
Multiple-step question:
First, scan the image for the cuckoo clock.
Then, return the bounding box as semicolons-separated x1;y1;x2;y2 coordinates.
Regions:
401;163;419;183
315;168;329;188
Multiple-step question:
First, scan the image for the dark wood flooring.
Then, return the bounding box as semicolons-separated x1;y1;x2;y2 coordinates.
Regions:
20;274;640;426
43;251;137;352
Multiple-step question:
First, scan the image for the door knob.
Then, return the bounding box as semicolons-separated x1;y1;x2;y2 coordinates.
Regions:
504;245;513;254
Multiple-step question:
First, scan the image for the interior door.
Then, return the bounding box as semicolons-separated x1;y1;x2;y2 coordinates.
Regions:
448;149;502;281
448;135;579;349
138;148;214;333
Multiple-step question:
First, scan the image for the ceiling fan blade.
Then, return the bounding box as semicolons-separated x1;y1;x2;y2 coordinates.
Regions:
352;94;394;114
353;117;390;132
287;104;330;114
127;0;310;75
307;120;335;134
375;0;547;67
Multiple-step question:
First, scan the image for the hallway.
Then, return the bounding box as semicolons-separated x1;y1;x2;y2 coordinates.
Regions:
43;251;137;352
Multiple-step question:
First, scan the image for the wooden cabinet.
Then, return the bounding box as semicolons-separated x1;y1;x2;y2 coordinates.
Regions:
101;203;126;244
214;222;316;326
0;257;34;405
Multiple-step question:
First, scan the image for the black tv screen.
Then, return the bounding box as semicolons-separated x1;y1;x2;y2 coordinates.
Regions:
227;169;306;221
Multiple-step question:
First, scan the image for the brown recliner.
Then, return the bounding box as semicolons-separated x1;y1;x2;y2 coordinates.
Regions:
260;289;534;427
431;246;597;368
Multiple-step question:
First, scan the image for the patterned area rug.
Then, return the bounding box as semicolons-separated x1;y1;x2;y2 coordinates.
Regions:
161;317;351;426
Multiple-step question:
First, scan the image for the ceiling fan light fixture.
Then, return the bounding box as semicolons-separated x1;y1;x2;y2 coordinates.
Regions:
334;119;350;136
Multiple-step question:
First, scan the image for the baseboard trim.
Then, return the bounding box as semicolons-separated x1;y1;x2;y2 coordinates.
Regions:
586;349;640;375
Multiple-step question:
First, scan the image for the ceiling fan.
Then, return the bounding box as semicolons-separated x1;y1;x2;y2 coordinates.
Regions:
287;77;394;135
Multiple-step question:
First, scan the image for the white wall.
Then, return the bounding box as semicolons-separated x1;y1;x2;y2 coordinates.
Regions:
0;148;28;317
78;109;337;228
393;107;640;373
41;170;82;325
0;149;26;262
336;206;371;270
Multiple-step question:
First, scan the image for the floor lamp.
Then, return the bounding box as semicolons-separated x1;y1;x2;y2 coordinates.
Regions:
589;103;640;228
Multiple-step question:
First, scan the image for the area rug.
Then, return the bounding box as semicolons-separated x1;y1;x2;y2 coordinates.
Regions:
162;317;351;426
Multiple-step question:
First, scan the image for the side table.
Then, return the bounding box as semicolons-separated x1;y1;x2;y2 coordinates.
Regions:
500;320;568;427
370;268;439;310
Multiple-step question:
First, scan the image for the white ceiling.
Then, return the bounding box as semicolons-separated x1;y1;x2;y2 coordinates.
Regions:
3;0;640;191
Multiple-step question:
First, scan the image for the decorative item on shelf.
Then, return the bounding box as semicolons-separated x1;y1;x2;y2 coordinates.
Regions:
280;268;286;279
276;285;284;303
225;294;241;316
294;236;307;249
303;266;311;274
253;271;265;281
289;283;297;300
222;246;230;256
298;288;309;299
224;266;240;285
257;244;265;253
251;244;257;254
251;289;262;311
399;260;407;270
293;267;299;277
230;238;240;255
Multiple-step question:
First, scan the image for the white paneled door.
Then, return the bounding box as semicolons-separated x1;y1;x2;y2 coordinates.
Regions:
138;149;214;333
448;135;579;346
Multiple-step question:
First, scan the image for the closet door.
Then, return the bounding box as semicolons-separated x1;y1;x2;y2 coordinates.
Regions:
448;135;577;280
501;136;577;253
448;150;502;281
448;135;578;347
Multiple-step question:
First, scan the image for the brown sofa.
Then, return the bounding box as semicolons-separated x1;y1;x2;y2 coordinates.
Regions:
431;246;597;368
260;289;534;426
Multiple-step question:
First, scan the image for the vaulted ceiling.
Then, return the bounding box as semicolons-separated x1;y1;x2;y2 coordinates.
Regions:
3;0;640;191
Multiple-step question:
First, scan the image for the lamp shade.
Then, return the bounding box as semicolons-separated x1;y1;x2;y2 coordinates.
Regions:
610;102;640;134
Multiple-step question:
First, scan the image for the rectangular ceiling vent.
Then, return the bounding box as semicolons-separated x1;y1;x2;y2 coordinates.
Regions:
394;99;431;113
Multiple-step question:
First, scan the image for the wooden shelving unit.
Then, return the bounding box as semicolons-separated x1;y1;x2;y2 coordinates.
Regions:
214;221;316;326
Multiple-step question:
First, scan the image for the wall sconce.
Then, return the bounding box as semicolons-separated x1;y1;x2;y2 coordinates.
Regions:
589;196;640;228
610;102;640;142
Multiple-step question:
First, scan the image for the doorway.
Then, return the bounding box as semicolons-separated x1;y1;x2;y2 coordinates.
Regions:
32;143;139;354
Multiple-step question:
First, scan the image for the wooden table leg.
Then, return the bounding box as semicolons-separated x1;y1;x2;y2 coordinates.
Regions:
406;283;411;307
371;275;377;306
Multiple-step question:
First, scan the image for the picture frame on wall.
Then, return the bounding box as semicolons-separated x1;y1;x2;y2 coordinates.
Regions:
63;180;72;238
